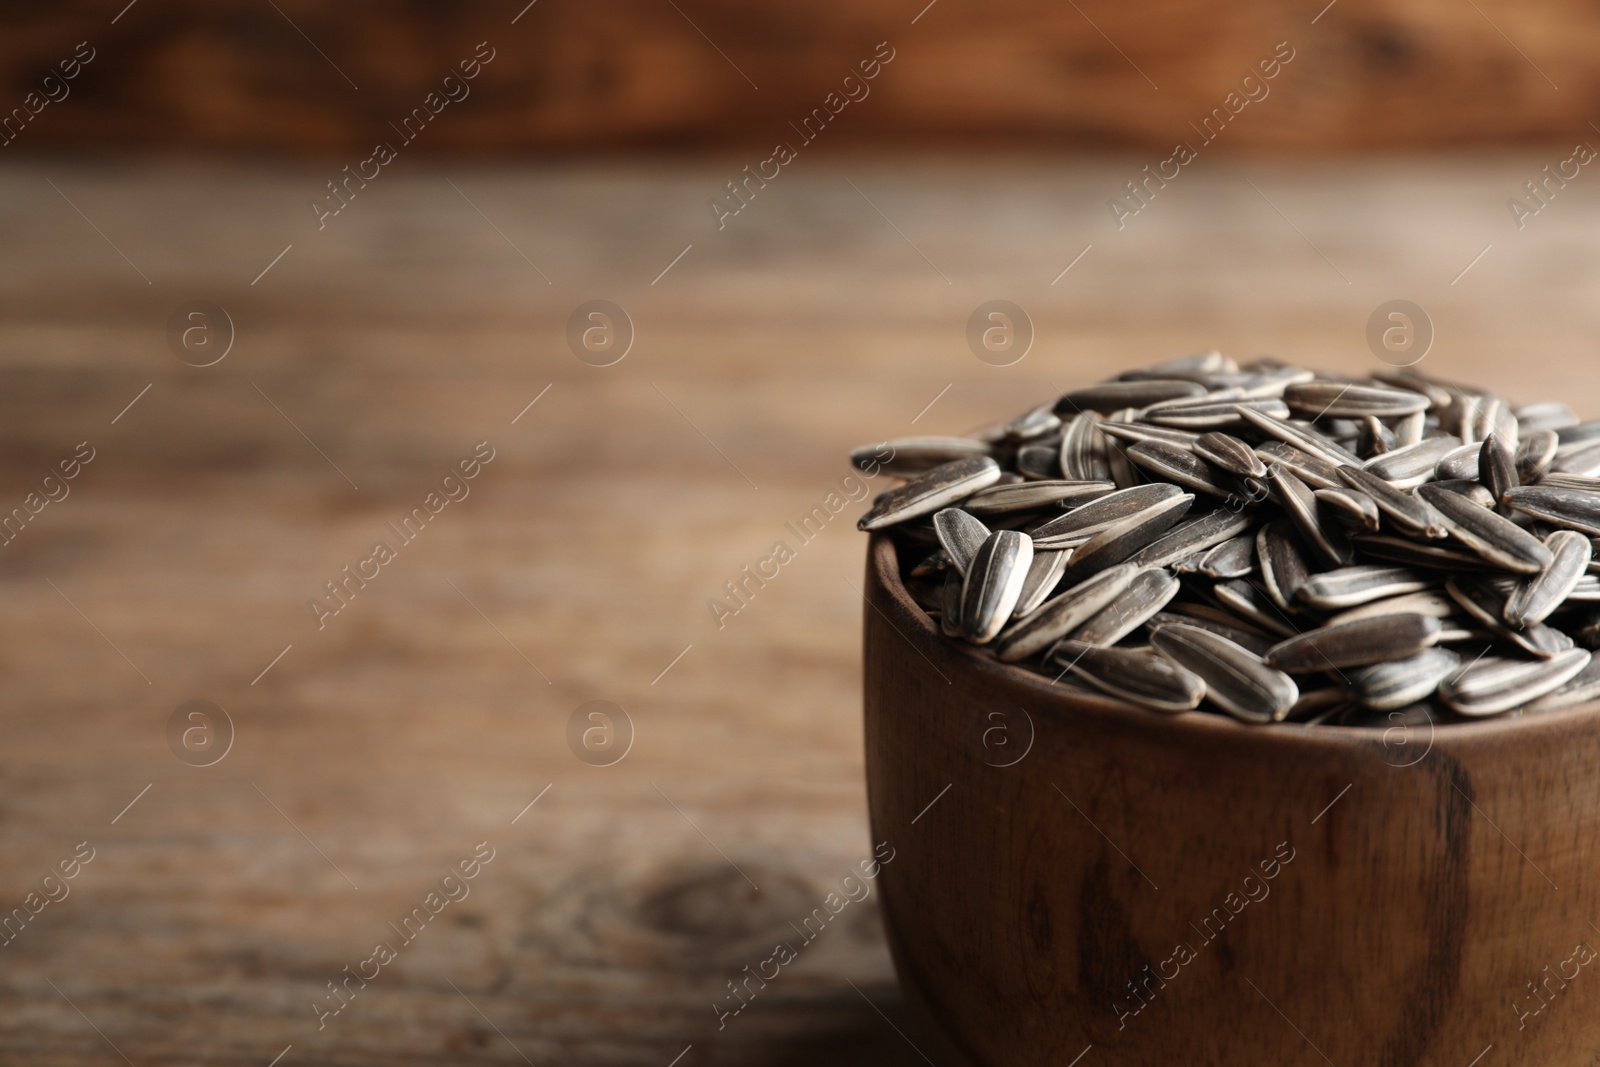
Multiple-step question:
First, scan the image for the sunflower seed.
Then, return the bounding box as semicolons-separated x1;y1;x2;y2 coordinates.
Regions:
1213;579;1300;637
1516;429;1560;486
1255;441;1342;490
909;547;952;577
1440;649;1591;716
1568;576;1600;601
1444;577;1570;659
1428;480;1497;508
1283;381;1430;418
1325;589;1459;627
1126;508;1257;569
1521;656;1600;713
1394;411;1426;448
940;569;963;637
1349;647;1461;710
1146;608;1276;655
1057;379;1207;414
1236;406;1363;468
1517;401;1578;435
1417;483;1553;573
1197;533;1257;578
1269;466;1353;567
1016;444;1062;480
859;456;1003;531
1003;403;1062;441
1120;351;1237;379
933;509;991;577
1298;565;1432;611
1435;443;1484;482
1013;547;1070;617
852;436;991;477
1503;485;1600;540
1194;432;1269;478
993;563;1140;662
1557;420;1600;446
1052;641;1206;712
1053;492;1196;586
1125;440;1242;499
1031;483;1190;548
1314;487;1381;531
961;530;1033;644
1374;369;1454;409
1553;439;1600;478
1068;568;1182;647
1351;533;1493;571
1143;397;1290;430
1334;465;1447;538
962;480;1116;515
1148;623;1300;722
1504;530;1594;627
1256;520;1312;612
1265;613;1443;672
1358;416;1396;457
1362;435;1463;489
1480;435;1518;509
1058;412;1112;481
1098;421;1202;450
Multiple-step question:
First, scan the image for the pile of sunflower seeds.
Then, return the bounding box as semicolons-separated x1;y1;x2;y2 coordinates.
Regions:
852;353;1600;726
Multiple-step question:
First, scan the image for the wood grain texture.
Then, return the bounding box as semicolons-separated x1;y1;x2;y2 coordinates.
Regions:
866;535;1600;1066
0;157;1598;1064
0;0;1596;153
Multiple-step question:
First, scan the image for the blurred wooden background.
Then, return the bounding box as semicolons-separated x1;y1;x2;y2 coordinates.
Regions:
0;0;1593;154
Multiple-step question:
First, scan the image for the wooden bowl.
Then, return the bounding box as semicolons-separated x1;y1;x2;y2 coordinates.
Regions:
863;534;1600;1066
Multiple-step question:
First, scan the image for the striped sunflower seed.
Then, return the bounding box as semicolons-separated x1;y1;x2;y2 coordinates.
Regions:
1003;403;1062;441
1444;577;1571;659
1439;649;1591;716
1256;520;1312;612
1314;487;1381;532
1125;440;1241;499
962;480;1116;515
1213;579;1300;637
1503;485;1600;536
1196;533;1257;578
1269;465;1354;567
1325;589;1460;627
1515;430;1560;484
1059;412;1112;481
1505;530;1594;627
1334;464;1447;538
1521;656;1600;714
960;530;1033;644
1516;401;1578;435
1350;534;1493;571
1013;547;1070;618
1435;443;1484;482
1143;397;1290;430
1031;483;1190;548
1264;613;1443;672
1237;406;1363;469
993;563;1140;662
1148;623;1300;723
1146;608;1276;656
1349;647;1461;710
1067;568;1181;647
940;569;963;637
1283;381;1430;418
1016;444;1063;480
852;436;991;478
1554;439;1600;478
1126;509;1257;570
1255;441;1342;489
1480;435;1518;509
1098;421;1203;450
1417;483;1554;574
1053;640;1206;712
1362;435;1464;489
1557;421;1600;446
1053;492;1195;587
1056;379;1207;414
933;509;991;577
858;456;1002;531
1194;431;1269;478
1297;566;1432;611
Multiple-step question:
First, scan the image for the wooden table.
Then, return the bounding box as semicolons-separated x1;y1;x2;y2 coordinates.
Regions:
1;157;1596;1065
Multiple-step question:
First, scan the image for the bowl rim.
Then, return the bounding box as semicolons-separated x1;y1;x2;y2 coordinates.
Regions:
867;532;1600;746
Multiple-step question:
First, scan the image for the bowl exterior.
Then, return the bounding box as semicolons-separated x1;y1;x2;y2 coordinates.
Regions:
864;535;1600;1066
